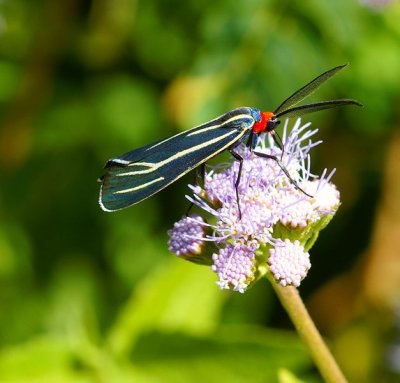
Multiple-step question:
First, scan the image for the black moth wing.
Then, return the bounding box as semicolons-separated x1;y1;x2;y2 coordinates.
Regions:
99;108;255;211
104;140;164;168
273;64;348;116
276;99;362;119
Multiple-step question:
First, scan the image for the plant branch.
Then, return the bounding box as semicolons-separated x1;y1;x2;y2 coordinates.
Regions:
267;272;347;383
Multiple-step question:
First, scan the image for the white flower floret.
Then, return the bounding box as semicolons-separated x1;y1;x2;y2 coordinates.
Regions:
268;239;311;287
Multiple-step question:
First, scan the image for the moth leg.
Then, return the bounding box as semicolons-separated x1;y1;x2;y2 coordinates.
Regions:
253;150;313;197
229;148;244;220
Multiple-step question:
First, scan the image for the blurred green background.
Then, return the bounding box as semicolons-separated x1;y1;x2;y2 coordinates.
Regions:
1;0;400;382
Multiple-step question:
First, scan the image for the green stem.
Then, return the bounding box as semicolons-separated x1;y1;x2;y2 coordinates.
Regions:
266;272;347;383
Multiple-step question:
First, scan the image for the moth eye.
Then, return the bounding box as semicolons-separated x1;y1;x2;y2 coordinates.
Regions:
267;119;278;132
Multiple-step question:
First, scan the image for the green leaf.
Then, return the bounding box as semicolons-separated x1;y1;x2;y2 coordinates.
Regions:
278;368;308;383
129;326;311;383
106;260;226;356
0;336;88;382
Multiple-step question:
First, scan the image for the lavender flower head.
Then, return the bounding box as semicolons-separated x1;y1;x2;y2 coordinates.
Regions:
168;119;340;292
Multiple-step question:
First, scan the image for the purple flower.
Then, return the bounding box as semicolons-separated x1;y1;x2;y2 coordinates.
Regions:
168;119;340;292
167;215;213;265
211;242;258;293
268;239;311;287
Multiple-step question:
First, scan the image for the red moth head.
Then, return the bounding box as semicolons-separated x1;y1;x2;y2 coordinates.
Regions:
253;111;278;134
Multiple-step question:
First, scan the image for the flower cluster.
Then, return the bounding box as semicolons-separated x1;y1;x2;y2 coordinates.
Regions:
168;119;340;292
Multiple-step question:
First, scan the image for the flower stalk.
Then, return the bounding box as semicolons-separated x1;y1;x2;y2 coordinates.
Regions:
267;271;347;383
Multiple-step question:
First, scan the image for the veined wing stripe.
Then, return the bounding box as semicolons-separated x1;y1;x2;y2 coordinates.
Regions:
114;177;165;194
185;125;222;136
117;129;246;177
186;114;253;136
145;112;252;150
129;131;249;200
145;129;190;151
126;162;155;169
111;158;131;165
